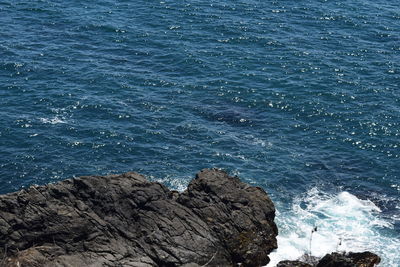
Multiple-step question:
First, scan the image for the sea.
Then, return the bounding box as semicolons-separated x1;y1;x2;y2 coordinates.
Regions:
0;0;399;266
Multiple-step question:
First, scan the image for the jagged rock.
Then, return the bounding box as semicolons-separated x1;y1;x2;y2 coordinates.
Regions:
276;251;380;267
316;252;355;267
346;252;381;267
0;169;278;267
316;252;380;267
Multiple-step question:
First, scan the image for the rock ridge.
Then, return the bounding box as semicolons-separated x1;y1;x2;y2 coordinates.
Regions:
0;169;278;267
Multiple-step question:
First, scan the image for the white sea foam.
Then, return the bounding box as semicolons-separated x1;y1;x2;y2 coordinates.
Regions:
39;117;67;124
153;175;189;192
267;188;400;266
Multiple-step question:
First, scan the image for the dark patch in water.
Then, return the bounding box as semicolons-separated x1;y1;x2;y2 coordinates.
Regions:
194;104;258;127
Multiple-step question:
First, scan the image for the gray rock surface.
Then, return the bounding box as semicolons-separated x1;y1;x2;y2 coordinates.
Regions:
0;169;277;267
316;252;381;267
277;251;381;267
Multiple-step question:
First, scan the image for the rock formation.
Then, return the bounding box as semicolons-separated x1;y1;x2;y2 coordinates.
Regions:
316;252;381;267
0;168;382;267
276;252;381;267
0;169;278;266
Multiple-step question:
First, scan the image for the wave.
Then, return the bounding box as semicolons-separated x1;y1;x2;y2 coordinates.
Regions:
39;117;67;124
267;188;399;266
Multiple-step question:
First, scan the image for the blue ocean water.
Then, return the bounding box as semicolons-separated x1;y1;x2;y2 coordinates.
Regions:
0;0;399;265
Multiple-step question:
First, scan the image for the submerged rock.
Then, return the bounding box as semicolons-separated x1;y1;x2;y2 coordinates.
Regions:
0;169;277;267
